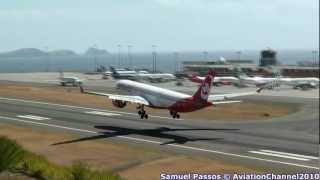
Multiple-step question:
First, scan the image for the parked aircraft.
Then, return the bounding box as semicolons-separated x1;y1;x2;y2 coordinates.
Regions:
188;74;239;86
237;73;319;90
80;69;262;119
110;67;138;80
59;72;83;86
110;67;176;82
279;77;319;90
46;72;82;86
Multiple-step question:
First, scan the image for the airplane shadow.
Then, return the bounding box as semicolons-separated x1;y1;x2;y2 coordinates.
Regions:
52;126;239;146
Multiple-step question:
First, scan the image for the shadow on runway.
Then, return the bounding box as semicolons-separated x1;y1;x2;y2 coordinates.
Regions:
52;126;239;146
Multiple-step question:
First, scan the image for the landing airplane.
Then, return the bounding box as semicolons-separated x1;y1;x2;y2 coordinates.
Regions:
80;69;262;119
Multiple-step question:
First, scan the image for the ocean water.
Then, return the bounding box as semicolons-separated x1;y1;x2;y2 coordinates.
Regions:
0;50;318;73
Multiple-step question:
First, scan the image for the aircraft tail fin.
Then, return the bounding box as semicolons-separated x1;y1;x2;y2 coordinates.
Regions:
192;69;216;102
188;73;203;83
109;66;118;75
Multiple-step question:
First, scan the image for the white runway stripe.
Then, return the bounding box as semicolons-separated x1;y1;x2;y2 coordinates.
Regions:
260;149;319;160
17;115;50;121
249;150;312;161
85;111;120;116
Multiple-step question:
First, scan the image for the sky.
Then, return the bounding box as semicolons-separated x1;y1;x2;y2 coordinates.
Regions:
0;0;318;53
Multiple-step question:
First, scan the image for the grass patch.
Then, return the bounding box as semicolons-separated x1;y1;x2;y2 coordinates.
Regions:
0;136;26;173
0;136;124;180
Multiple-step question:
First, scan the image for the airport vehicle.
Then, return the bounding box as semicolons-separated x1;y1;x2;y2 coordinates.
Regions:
102;71;112;79
80;69;262;119
188;74;239;86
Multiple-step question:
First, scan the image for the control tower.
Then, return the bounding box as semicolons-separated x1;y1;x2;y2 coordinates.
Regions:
259;49;277;66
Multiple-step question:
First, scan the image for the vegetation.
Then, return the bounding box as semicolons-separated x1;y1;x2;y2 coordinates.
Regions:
0;136;26;172
0;136;124;180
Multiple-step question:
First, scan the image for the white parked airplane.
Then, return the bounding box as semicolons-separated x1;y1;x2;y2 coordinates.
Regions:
188;74;239;86
237;75;277;88
110;67;176;82
58;72;83;86
80;69;262;119
279;77;319;90
46;72;83;86
237;73;319;90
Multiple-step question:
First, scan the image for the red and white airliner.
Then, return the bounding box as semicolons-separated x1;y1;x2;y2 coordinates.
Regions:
80;69;262;119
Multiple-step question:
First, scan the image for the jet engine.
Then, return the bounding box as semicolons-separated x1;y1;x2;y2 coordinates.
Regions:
112;100;127;108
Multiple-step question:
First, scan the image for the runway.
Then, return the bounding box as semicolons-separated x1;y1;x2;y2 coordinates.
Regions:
0;96;318;172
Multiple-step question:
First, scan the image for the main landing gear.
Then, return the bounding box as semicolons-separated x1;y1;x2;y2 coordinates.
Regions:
137;105;148;119
170;111;180;119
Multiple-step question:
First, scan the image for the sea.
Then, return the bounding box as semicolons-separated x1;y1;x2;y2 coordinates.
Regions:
0;50;318;73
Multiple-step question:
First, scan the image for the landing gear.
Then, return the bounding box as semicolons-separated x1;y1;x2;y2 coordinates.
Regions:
170;111;180;119
137;105;148;119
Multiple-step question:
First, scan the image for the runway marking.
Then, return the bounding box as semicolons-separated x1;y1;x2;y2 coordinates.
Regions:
16;115;50;121
249;151;310;161
0;97;183;120
85;111;120;116
260;149;319;160
0;115;319;170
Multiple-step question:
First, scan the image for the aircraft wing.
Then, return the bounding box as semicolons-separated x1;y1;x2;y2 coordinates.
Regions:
208;88;262;101
80;86;150;105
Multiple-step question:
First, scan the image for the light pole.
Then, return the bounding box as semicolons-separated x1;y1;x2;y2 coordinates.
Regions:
127;45;133;69
173;51;179;72
44;46;50;72
152;45;157;73
236;51;241;61
92;44;98;72
117;45;122;68
312;50;318;65
203;51;208;60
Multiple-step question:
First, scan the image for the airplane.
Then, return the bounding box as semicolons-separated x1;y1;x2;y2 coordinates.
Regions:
80;69;262;119
278;77;319;90
237;72;319;90
110;67;138;80
188;74;239;86
137;71;176;83
45;72;83;86
110;66;176;82
237;75;278;88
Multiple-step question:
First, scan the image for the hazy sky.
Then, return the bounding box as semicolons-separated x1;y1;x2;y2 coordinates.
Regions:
0;0;318;53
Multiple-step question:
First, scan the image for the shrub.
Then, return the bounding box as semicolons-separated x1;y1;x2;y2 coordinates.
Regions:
0;136;26;173
18;154;71;180
70;162;124;180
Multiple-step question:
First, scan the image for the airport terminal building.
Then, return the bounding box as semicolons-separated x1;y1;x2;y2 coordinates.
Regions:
183;50;319;78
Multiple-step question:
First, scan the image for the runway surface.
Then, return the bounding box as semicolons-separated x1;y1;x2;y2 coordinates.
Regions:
0;95;318;172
